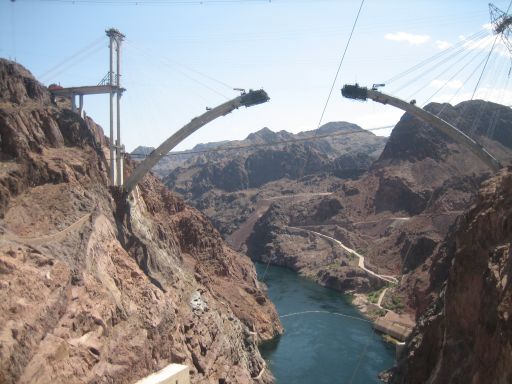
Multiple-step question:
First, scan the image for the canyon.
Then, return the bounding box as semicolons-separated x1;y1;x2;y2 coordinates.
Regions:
153;90;512;382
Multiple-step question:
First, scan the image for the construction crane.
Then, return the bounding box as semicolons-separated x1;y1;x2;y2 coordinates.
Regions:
341;84;502;172
123;89;270;194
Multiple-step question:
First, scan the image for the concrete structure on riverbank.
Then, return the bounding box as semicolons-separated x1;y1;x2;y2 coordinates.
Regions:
373;312;415;342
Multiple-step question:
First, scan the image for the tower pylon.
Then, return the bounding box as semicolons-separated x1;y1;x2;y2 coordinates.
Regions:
106;28;125;188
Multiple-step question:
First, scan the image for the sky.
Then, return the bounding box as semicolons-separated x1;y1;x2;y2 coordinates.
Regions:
1;0;511;152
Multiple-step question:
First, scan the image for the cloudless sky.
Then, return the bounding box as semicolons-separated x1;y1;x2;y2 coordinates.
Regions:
1;0;511;151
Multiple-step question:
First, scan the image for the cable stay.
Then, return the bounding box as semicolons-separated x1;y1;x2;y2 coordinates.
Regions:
341;84;502;172
384;29;489;86
404;41;490;102
38;36;106;82
422;48;488;105
124;39;234;100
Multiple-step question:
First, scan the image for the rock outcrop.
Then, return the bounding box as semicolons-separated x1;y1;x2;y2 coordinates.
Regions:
389;168;512;384
0;59;282;384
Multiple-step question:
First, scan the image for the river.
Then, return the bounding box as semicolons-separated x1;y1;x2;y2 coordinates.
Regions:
256;263;395;384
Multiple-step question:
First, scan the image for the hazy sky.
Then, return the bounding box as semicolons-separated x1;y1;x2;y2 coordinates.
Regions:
1;0;511;151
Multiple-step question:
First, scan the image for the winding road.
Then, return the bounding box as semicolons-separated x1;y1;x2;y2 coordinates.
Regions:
226;191;399;285
288;226;398;284
377;288;389;308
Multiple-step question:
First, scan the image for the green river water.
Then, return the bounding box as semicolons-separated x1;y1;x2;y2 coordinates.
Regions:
256;262;395;384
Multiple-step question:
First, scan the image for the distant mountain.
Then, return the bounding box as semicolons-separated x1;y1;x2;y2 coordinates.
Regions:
163;122;387;196
131;145;154;156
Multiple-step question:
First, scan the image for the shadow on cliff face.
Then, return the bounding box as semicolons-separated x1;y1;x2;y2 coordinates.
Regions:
388;168;512;384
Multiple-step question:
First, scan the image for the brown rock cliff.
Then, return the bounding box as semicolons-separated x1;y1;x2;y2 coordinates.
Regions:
0;58;282;384
389;168;512;384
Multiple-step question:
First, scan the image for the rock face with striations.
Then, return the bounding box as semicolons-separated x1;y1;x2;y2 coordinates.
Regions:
389;168;512;384
0;59;282;384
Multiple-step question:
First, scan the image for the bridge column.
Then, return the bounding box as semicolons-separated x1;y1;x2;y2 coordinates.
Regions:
78;94;84;118
71;93;77;113
106;28;125;188
109;91;116;187
116;38;123;187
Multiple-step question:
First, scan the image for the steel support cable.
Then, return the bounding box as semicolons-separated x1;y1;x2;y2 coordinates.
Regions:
405;44;486;103
471;35;500;100
316;0;365;129
486;59;509;138
171;61;234;90
124;40;231;99
39;44;104;82
41;44;106;83
469;52;503;136
390;34;489;95
125;39;233;90
483;51;508;100
486;57;508;138
499;64;511;104
422;46;490;105
436;54;488;118
124;45;215;106
38;36;105;81
127;124;395;160
388;39;488;97
384;29;489;85
452;60;490;129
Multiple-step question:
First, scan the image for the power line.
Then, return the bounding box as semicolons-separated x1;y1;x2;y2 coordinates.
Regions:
317;0;365;129
279;310;371;323
128;125;394;159
17;0;332;4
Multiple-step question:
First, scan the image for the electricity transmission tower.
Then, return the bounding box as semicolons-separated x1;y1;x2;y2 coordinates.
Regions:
490;3;512;56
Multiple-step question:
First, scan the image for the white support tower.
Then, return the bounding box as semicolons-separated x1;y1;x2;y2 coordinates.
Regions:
106;28;125;188
49;28;126;189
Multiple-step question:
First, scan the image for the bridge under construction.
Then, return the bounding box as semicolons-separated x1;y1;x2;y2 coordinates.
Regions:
49;28;270;197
